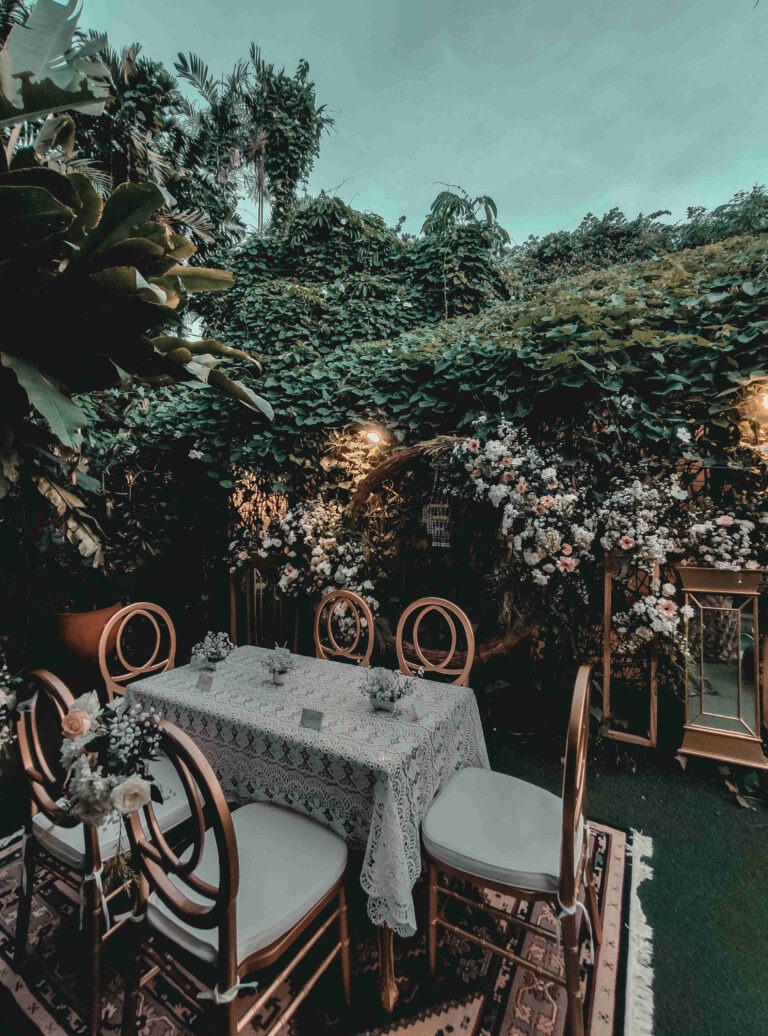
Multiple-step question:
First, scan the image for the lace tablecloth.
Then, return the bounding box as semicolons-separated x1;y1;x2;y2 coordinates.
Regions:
127;646;489;936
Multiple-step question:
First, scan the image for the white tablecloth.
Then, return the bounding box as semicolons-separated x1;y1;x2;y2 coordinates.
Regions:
127;646;489;936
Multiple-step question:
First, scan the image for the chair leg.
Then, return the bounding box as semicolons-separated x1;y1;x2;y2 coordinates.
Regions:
561;910;585;1036
13;833;36;968
338;885;352;1007
120;932;142;1036
584;853;603;948
220;999;238;1036
427;863;439;977
84;888;103;1036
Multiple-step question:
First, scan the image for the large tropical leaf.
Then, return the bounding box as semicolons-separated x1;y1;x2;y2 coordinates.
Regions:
35;474;104;565
0;352;85;446
0;0;110;127
206;368;274;419
0;182;73;254
73;181;164;260
159;264;234;292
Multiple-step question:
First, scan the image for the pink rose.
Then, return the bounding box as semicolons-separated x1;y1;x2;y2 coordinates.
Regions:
237;550;249;561
657;599;678;616
500;457;512;467
538;495;555;508
502;471;515;483
466;438;480;452
259;530;267;541
517;482;527;494
618;535;635;550
557;556;577;573
715;515;733;527
561;543;573;555
62;709;91;740
547;481;559;490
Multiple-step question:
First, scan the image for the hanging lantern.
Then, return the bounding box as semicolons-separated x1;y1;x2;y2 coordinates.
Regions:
421;468;453;549
677;565;768;769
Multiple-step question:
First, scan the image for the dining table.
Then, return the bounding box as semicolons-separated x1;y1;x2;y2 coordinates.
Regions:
126;644;490;1010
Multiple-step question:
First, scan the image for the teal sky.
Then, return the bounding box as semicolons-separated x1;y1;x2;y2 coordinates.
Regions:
85;0;768;241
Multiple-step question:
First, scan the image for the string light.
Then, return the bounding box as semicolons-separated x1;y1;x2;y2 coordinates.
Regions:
762;392;768;411
365;430;383;444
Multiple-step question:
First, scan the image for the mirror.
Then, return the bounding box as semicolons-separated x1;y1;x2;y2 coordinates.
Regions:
686;594;758;736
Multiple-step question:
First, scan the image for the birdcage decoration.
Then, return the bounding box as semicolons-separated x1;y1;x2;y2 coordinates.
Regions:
421;468;453;549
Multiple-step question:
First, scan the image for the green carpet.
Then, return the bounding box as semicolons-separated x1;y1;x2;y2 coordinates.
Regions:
486;729;768;1036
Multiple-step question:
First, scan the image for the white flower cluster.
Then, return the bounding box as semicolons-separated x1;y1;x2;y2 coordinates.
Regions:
258;496;379;614
451;424;597;589
191;631;234;664
262;646;294;676
683;506;768;571
613;580;694;654
362;666;415;703
599;476;688;573
60;694;162;827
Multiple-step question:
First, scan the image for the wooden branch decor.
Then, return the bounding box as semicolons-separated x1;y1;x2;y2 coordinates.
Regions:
346;437;535;663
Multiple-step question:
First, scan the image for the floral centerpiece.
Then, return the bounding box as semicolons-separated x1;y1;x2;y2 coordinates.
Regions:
599;476;688;576
612;580;693;655
362;667;415;713
191;631;235;670
59;692;163;827
262;646;294;685
681;499;768;572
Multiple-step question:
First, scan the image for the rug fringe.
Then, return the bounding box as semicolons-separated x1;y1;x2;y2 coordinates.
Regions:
625;831;654;1036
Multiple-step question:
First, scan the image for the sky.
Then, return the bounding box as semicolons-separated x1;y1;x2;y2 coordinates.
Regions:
84;0;768;242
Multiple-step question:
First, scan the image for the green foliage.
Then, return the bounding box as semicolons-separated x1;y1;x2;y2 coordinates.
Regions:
197;192;509;361
131;234;768;493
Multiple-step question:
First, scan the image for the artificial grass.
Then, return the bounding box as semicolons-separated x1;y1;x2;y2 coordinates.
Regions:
486;729;768;1036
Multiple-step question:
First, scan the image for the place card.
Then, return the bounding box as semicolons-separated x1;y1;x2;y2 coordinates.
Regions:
300;708;324;731
196;673;214;693
409;698;426;722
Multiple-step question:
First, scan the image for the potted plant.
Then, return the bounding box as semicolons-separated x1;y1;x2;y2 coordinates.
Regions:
362;667;415;714
262;646;294;685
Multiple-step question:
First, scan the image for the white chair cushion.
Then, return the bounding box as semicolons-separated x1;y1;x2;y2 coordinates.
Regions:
422;767;583;894
146;802;347;965
32;756;192;870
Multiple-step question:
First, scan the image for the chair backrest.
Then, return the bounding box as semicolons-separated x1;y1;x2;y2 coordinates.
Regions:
123;720;239;989
99;602;176;701
17;670;102;863
395;597;475;686
559;665;592;906
314;590;375;666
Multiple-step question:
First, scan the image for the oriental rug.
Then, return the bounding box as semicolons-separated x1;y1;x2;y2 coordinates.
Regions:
0;822;636;1036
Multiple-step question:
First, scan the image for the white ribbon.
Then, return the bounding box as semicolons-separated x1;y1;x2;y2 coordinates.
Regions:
556;895;594;965
113;909;146;925
196;979;259;1004
79;866;110;932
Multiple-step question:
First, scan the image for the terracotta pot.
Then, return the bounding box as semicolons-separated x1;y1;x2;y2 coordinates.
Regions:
49;603;122;664
675;566;765;594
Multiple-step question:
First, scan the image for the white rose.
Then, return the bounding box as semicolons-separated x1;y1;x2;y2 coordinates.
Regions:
662;582;676;598
0;688;15;710
110;775;152;815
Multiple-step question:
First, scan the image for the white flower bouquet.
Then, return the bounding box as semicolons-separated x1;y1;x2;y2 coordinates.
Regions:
681;501;768;572
599;476;688;575
362;667;415;713
191;631;235;669
262;646;294;684
59;693;163;827
612;580;693;655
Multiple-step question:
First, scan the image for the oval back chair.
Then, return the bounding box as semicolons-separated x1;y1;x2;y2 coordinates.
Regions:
122;720;350;1036
16;670;106;1035
314;590;375;666
99;602;176;701
423;665;601;1036
396;597;475;686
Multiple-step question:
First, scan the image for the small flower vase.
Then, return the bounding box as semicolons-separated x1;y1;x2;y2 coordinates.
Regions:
200;659;219;672
272;671;286;686
371;696;396;713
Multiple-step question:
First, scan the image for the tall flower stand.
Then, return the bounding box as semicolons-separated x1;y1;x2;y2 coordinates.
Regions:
677;566;768;770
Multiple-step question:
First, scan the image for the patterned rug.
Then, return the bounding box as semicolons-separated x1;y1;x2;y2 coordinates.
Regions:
0;823;631;1036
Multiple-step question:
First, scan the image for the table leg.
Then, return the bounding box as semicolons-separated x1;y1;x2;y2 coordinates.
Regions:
377;927;399;1012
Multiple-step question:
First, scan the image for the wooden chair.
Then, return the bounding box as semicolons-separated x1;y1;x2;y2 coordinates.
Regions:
121;720;351;1036
99;601;176;701
395;597;475;686
422;666;602;1036
15;669;192;1035
314;589;375;666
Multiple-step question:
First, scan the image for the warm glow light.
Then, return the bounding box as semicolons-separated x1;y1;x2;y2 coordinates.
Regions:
762;392;768;411
365;430;383;444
